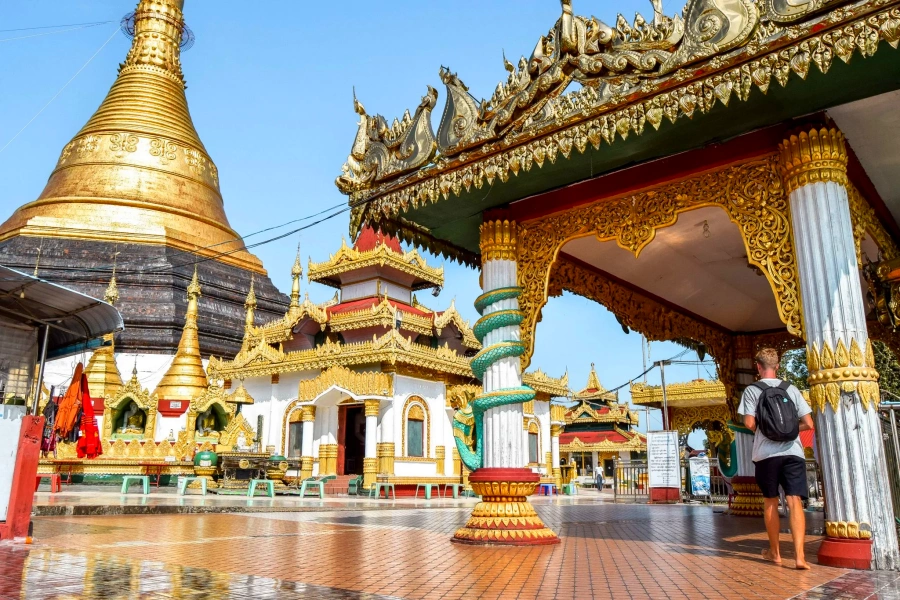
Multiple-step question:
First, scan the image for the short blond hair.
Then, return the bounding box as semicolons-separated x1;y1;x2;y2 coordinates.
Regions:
755;347;780;370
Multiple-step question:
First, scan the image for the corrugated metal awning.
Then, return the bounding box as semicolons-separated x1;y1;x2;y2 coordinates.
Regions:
0;265;123;358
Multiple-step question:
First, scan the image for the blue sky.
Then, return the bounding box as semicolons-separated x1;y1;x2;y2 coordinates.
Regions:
0;1;715;439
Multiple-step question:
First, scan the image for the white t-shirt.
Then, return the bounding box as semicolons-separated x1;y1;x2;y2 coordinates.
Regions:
737;378;811;463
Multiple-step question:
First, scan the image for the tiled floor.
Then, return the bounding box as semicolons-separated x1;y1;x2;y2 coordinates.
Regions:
4;498;898;599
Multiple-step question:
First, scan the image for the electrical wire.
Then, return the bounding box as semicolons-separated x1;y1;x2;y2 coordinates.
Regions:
0;26;120;155
0;20;116;33
0;22;113;43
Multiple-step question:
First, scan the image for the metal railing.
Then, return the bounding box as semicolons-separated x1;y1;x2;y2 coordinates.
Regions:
612;460;650;503
611;456;825;507
878;403;900;526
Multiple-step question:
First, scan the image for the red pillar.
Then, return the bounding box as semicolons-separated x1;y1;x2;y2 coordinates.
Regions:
0;416;44;541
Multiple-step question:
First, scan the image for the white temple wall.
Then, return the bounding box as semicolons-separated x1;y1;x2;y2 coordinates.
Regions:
392;375;447;459
155;413;187;443
535;401;551;475
394;460;438;477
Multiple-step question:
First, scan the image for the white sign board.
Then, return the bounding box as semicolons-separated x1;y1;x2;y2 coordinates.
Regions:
0;417;23;521
689;456;711;496
647;431;680;488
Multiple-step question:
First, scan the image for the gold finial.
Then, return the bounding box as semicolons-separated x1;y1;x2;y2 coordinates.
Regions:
290;249;302;307
244;276;256;331
105;249;121;305
586;363;602;391
154;266;208;401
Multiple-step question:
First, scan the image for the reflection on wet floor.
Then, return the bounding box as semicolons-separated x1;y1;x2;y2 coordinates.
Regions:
7;547;400;599
5;502;900;599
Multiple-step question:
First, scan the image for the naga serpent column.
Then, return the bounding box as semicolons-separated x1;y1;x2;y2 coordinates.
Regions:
451;219;559;545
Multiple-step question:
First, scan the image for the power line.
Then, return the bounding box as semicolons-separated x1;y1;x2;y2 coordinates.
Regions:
0;22;113;43
0;26;120;155
0;20;115;33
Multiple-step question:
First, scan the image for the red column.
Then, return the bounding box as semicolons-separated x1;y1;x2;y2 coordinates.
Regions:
0;416;44;540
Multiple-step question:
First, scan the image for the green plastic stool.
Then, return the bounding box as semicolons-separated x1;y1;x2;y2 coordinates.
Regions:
248;479;275;498
443;483;464;498
121;475;150;495
177;476;207;496
415;483;437;499
300;479;324;498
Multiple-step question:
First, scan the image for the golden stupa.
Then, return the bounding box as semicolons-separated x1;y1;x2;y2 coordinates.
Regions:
0;0;263;274
154;268;209;401
83;276;125;399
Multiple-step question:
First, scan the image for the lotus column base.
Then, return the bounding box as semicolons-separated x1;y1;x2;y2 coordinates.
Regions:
452;468;560;546
730;475;764;517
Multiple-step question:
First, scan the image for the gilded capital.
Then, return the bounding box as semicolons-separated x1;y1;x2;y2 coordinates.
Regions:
480;220;517;261
364;399;381;417
550;424;563;437
300;405;316;422
778;127;848;195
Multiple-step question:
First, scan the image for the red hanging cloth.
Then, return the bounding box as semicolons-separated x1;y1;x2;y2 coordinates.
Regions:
53;363;83;438
75;373;102;459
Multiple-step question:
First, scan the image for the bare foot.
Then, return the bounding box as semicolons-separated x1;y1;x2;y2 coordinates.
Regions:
795;560;811;570
762;548;782;564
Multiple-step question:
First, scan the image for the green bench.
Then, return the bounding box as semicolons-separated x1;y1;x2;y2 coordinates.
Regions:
370;482;396;499
177;476;207;496
347;475;364;495
300;479;325;499
415;483;439;500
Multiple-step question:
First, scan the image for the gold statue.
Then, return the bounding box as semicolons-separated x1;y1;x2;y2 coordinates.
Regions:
118;401;146;435
196;407;218;438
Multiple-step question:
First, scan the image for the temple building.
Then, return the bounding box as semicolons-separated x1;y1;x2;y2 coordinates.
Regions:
206;228;569;491
0;0;286;364
560;366;646;479
334;0;900;559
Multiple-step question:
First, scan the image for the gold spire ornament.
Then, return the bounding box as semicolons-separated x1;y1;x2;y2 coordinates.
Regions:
154;268;209;401
290;252;302;308
244;277;257;331
84;274;125;399
0;0;265;274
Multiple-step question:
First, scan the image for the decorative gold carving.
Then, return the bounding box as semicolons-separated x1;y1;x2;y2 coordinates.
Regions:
308;237;443;289
297;366;393;401
433;300;480;350
826;520;873;540
377;442;396;475
218;414;255;450
630;379;727;407
301;405;316;422
363;457;378;489
807;339;880;412
560;428;647;453
346;4;900;253
778;128;848;195
480;220;518;262
848;184;899;267
566;400;639;427
319;444;338;476
182;384;237;444
109;133;138;157
452;477;559;544
731;478;765;516
523;369;570;399
550;424;563;438
435;446;446;476
336;87;438;193
402;396;430;458
211;328;475;380
669;405;734;444
300;456;314;480
516;156;801;367
364;399;380;417
550;403;567;424
541;257;738;414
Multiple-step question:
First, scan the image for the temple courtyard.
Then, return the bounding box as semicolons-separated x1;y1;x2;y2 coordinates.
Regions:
0;492;894;599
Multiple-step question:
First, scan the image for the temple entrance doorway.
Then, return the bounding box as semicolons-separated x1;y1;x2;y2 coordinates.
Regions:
338;405;366;475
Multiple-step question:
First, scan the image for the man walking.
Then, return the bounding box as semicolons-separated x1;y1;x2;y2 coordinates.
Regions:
738;348;814;569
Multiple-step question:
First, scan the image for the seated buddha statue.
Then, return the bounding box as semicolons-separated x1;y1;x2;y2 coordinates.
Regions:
196;408;219;439
118;401;146;435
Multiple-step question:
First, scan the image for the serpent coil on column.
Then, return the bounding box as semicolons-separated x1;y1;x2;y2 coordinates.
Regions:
453;286;535;471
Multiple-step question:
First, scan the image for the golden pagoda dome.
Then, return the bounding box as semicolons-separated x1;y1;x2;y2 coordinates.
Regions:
154;268;208;401
0;0;263;274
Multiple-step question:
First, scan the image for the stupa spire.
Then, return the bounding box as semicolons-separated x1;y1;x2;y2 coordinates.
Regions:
83;268;125;399
244;276;257;331
154;267;208;401
290;250;302;308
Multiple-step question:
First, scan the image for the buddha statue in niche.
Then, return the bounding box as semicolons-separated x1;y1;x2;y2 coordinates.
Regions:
196;407;220;439
117;401;146;435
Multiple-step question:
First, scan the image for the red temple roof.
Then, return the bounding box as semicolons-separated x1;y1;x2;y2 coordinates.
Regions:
353;226;402;253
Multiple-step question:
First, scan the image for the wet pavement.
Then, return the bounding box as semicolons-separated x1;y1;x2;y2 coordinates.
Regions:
5;495;900;599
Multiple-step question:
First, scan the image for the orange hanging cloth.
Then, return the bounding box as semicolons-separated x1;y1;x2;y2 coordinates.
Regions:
76;373;102;459
53;363;84;438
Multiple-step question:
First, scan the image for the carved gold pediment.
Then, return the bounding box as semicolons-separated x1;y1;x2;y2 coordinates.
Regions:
102;370;158;442
297;366;393;401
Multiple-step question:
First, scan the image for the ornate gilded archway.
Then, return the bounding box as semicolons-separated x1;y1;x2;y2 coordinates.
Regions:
183;385;236;443
102;372;158;442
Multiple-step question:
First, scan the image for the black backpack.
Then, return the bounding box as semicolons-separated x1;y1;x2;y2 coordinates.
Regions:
753;380;799;442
